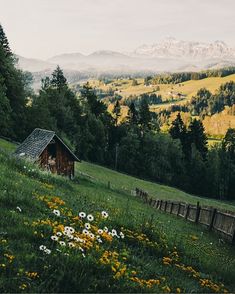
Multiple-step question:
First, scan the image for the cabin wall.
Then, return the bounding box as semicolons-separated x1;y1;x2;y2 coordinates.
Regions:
39;140;75;178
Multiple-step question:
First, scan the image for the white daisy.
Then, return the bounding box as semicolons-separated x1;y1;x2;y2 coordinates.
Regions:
64;226;75;234
82;229;89;235
44;249;51;254
68;242;75;248
89;233;95;239
79;212;86;218
56;232;62;237
84;223;91;230
16;206;22;212
101;211;108;218
112;229;117;236
39;245;46;251
82;253;86;258
53;209;60;217
98;229;103;234
87;214;94;222
51;235;58;241
120;232;125;239
59;241;66;246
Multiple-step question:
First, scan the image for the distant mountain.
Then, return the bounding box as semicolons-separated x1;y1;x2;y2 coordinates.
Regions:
16;38;235;79
131;38;235;60
16;55;54;72
48;52;85;64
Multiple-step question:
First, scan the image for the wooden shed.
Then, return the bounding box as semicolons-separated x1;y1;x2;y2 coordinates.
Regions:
14;128;80;178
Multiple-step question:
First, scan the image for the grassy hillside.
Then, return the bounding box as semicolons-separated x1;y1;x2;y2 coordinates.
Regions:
0;139;235;293
88;74;235;104
87;75;235;136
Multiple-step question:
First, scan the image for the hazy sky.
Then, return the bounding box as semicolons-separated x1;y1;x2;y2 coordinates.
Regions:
0;0;234;60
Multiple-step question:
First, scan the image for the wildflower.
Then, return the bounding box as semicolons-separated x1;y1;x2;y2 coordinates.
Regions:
39;245;46;251
97;236;103;243
51;235;58;241
64;226;75;234
82;253;86;258
101;211;108;218
120;232;125;239
79;246;84;252
59;241;66;246
53;209;60;217
68;242;75;248
44;249;51;254
89;232;95;239
87;214;94;222
98;229;103;234
82;229;89;235
85;223;91;230
103;226;108;232
23;166;26;169
79;212;86;218
68;234;74;240
16;206;22;212
56;232;62;237
191;235;198;241
112;229;117;236
19;283;27;290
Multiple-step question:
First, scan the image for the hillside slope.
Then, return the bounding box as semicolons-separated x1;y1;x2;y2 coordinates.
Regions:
0;139;235;293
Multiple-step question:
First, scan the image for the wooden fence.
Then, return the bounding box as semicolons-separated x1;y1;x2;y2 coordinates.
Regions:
134;188;235;245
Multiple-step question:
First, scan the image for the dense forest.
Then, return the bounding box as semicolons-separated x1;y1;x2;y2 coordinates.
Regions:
152;67;235;84
0;24;234;201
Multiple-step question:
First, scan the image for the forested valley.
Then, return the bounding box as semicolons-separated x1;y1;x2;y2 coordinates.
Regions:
0;24;234;201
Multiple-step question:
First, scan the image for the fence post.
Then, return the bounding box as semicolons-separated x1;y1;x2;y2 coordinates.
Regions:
164;201;167;212
185;205;190;220
170;202;173;214
209;208;217;231
156;200;159;209
160;200;163;210
177;203;181;216
195;201;201;223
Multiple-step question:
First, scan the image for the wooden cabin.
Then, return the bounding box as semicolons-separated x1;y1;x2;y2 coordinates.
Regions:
14;128;80;178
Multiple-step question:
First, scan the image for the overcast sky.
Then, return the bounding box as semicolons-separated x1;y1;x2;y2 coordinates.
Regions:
0;0;234;60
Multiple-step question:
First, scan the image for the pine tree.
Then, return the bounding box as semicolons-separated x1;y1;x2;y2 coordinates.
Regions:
169;112;186;139
113;100;121;126
127;102;138;125
0;24;12;57
139;98;151;131
188;119;208;160
51;66;68;90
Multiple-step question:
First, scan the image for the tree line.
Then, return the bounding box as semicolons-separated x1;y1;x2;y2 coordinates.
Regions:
0;24;234;201
151;67;235;84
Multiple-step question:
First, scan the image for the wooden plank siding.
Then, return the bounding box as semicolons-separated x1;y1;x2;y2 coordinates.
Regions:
39;138;75;178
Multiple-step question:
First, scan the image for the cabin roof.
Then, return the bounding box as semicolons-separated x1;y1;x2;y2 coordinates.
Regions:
14;128;79;161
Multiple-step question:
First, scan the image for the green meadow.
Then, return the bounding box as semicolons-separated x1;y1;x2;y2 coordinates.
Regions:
0;139;235;293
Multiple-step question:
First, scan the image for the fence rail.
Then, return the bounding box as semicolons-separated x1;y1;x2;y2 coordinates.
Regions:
134;188;235;245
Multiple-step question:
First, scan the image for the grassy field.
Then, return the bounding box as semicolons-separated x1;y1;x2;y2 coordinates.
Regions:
88;75;235;136
0;138;235;293
88;74;235;105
